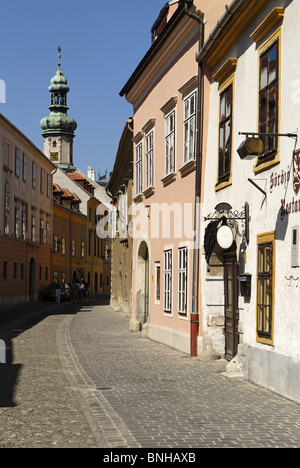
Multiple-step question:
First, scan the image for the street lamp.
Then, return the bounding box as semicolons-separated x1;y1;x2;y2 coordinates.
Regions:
237;132;298;160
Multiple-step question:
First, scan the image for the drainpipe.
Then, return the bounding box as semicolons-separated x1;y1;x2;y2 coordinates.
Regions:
183;0;204;357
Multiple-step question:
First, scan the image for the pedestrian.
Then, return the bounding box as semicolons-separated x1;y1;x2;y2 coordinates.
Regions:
55;282;61;303
78;280;85;300
70;280;78;304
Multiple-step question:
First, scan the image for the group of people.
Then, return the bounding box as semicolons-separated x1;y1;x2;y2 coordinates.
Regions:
55;279;87;304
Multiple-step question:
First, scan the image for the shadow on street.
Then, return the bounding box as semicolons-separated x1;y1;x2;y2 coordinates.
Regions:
0;296;109;408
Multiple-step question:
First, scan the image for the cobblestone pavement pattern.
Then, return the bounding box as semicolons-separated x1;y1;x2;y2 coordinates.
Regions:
1;301;300;448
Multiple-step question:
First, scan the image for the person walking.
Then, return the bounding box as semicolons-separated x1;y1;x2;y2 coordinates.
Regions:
70;280;78;304
55;282;61;304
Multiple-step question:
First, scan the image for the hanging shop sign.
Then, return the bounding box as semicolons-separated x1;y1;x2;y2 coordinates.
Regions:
217;225;234;250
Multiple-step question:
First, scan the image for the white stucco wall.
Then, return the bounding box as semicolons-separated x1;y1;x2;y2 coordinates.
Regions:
201;0;300;401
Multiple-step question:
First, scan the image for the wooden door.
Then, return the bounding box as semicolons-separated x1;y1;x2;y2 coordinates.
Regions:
224;254;240;361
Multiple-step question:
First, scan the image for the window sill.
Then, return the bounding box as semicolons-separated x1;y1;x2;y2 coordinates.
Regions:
215;178;232;192
256;336;274;346
143;186;155;199
133;193;143;203
161;172;176;187
179;159;196;178
253;153;280;174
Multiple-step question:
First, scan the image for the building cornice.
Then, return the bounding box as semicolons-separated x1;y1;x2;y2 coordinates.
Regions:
197;0;273;69
120;5;201;106
250;7;284;43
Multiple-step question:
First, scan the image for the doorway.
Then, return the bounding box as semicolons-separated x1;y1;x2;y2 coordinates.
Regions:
136;241;150;325
224;252;240;361
29;258;36;302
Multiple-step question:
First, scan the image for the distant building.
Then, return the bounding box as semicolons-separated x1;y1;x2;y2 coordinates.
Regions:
106;118;134;314
41;48;111;298
120;0;229;354
0;113;55;304
52;184;87;286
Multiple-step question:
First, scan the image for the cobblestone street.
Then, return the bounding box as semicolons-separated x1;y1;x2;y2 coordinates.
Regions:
1;300;300;448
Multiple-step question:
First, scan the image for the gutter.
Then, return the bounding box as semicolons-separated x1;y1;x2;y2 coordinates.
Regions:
196;0;249;63
182;0;204;358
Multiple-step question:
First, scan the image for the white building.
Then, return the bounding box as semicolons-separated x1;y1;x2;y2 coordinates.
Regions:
200;0;300;402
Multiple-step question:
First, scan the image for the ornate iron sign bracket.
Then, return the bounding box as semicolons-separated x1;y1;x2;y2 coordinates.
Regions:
204;202;250;244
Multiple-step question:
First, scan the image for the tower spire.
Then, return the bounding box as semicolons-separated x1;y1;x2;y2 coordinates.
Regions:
40;47;77;171
58;46;61;70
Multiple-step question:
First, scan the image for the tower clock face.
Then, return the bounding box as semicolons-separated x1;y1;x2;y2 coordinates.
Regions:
51;152;59;162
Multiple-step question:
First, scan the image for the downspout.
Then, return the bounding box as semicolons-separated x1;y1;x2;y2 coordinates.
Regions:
183;0;204;357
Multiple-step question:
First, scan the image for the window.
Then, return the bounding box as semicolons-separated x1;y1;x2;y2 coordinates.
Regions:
81;241;85;258
258;41;279;164
22;209;27;241
165;111;175;175
15;208;20;238
4;182;10;235
146;131;154;189
164;250;172;313
184;92;196;163
3;261;8;280
15;148;20;177
135;141;143;196
45;266;48;281
257;232;275;344
46;222;50;246
155;264;161;302
40;219;44;245
71;239;75;257
22;154;27;182
47;174;51;198
61;237;65;255
39;266;42;281
218;85;232;183
40;169;45;193
21;263;25;280
53;234;58;252
31;216;36;242
178;247;188;315
32;162;36;188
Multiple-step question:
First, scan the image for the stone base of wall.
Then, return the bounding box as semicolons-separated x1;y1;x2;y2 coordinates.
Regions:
241;344;300;404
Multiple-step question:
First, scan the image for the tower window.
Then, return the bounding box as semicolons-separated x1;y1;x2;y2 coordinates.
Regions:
53;141;57;148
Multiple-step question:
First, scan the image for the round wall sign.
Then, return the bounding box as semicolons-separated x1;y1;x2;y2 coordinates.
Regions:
217;225;234;250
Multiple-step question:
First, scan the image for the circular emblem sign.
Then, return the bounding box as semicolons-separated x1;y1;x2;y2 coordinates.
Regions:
217;225;234;250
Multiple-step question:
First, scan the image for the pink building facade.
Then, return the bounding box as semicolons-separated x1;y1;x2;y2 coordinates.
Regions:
120;0;228;355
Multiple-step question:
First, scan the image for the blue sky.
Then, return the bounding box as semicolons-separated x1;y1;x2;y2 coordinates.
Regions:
0;0;167;178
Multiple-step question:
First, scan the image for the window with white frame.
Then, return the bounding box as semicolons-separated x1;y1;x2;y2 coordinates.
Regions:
135;141;143;196
165;111;175;175
155;263;161;302
164;250;172;313
178;247;188;315
146;131;154;189
71;239;75;257
15;208;20;238
119;194;128;235
61;237;66;255
15;148;20;177
183;92;196;164
31;216;36;243
22;209;27;241
4;182;10;236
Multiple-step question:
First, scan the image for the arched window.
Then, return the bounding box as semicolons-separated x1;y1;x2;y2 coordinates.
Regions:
4;182;10;235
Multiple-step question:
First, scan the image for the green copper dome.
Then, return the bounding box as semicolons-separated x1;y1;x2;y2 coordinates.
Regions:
40;47;77;136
